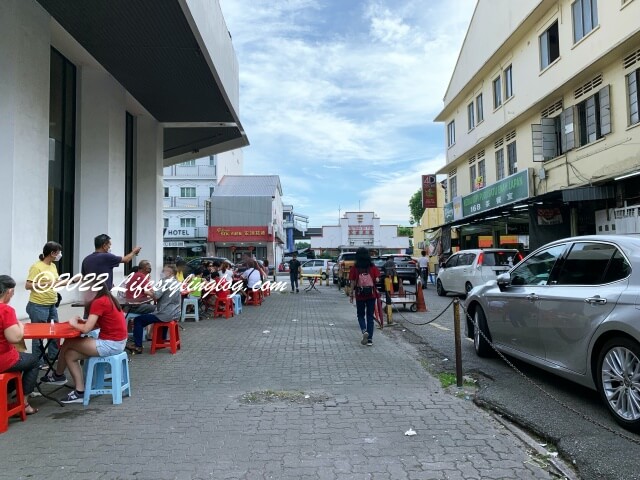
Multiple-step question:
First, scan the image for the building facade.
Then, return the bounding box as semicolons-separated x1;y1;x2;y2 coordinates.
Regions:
1;0;247;312
310;212;410;256
207;176;286;265
162;151;243;259
435;0;640;252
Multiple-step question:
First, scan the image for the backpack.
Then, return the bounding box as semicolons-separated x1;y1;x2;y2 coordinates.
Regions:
355;268;375;296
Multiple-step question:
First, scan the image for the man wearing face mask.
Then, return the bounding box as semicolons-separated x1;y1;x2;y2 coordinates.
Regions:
82;234;141;291
26;241;75;369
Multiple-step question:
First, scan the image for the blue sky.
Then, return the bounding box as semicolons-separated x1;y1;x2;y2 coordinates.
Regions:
218;0;476;227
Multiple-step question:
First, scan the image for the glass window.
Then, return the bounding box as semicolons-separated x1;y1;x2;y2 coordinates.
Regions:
627;69;639;126
209;187;215;197
209;155;215;166
180;187;196;198
507;141;517;175
478;159;486;189
460;253;477;266
445;255;459;268
164;187;169;198
556;242;617;285
469;164;477;192
511;244;566;286
495;149;505;180
163;218;169;228
602;249;632;284
493;76;502;109
504;65;513;99
540;21;560;70
476;94;484;123
449;176;457;199
181;160;195;166
467;102;475;131
447;120;456;147
572;0;598;43
180;218;196;228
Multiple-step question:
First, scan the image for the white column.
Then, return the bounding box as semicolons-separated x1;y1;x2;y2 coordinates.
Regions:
0;0;51;315
75;66;127;286
135;115;164;272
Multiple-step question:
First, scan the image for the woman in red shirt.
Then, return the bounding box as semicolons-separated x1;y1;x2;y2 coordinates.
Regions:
348;247;381;347
42;284;127;404
0;275;39;415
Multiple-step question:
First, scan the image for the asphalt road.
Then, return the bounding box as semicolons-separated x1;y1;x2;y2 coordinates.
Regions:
383;282;640;480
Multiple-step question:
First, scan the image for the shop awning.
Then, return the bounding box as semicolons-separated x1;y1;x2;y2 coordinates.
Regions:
561;186;615;202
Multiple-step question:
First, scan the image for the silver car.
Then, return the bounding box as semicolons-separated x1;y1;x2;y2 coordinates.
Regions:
464;235;640;431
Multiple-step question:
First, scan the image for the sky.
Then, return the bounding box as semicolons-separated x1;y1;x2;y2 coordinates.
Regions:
218;0;477;227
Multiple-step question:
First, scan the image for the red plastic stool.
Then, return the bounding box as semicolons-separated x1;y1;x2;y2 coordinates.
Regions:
150;321;181;354
245;289;263;306
213;297;234;319
263;283;271;297
0;372;26;433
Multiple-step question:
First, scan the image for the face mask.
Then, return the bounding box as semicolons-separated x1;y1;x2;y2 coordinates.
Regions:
54;253;62;262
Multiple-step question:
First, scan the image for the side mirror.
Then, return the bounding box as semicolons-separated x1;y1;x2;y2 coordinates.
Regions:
497;272;511;291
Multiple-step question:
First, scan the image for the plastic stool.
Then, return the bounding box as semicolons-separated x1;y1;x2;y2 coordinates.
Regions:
245;289;263;306
230;295;242;315
0;372;26;433
213;297;234;319
263;283;271;297
150;321;181;354
82;352;131;406
181;297;199;322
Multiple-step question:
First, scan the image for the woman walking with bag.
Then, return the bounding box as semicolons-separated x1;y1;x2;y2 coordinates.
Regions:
349;247;381;347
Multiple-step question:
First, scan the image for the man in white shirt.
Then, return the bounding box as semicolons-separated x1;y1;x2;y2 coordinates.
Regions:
418;250;429;289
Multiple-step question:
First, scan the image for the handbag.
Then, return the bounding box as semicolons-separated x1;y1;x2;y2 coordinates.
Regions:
55;292;62;308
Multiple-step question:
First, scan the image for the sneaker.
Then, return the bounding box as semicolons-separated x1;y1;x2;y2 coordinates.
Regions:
367;340;373;346
40;370;67;385
61;390;84;404
361;332;369;345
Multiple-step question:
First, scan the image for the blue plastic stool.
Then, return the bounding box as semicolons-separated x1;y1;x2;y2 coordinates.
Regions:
230;295;242;315
181;297;199;322
82;351;131;406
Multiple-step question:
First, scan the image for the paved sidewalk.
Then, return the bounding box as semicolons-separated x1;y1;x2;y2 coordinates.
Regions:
4;286;554;480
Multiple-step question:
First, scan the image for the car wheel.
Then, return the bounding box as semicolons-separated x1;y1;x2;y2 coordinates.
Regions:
473;306;493;358
465;282;473;294
596;337;640;432
436;280;447;297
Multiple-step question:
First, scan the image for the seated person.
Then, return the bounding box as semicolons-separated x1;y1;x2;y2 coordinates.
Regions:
187;267;204;299
241;260;263;302
219;261;234;284
42;283;128;404
0;275;39;415
125;260;155;314
125;264;181;354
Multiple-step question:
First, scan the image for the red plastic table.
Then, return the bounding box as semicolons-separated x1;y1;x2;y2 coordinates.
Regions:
23;322;82;406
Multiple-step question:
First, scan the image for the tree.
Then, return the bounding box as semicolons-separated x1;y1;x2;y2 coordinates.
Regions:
397;226;413;237
408;189;425;225
295;242;311;250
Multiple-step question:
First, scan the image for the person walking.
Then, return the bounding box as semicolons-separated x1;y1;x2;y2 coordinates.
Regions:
288;253;301;293
418;250;429;289
0;275;40;415
25;242;75;368
349;247;381;346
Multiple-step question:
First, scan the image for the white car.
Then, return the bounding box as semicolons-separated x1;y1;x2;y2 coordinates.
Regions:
300;259;334;280
436;248;523;296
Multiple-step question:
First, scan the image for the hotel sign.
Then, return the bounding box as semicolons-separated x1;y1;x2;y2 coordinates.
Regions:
163;227;194;239
208;226;272;242
462;169;531;217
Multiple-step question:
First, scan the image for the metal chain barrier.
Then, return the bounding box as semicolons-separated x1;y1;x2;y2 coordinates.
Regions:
457;300;640;447
388;297;454;326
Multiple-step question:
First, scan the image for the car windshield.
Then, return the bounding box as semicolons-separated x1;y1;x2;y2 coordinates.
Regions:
341;254;356;261
482;251;520;267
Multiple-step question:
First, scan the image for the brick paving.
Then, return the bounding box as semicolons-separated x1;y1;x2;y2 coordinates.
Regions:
3;284;554;480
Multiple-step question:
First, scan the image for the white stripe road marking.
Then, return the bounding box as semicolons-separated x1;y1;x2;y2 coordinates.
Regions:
430;323;450;331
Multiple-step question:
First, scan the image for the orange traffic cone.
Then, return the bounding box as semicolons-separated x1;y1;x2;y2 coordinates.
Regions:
415;283;428;312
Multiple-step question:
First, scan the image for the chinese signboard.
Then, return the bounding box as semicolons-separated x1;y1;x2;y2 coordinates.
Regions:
422;174;438;208
537;207;563;225
348;225;374;235
462;169;531;218
163;227;194;238
208;226;272;242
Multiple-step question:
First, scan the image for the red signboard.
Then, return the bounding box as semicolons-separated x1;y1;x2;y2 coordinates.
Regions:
208;226;272;242
422;174;438;209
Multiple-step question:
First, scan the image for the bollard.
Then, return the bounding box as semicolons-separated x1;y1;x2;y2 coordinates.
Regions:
453;298;463;388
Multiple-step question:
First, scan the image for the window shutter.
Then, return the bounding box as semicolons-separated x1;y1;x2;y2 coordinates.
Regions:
531;124;543;162
598;85;611;135
561;107;576;152
586;96;597;143
541;118;557;160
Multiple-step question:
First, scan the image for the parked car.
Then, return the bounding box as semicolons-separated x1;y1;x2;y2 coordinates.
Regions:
300;259;333;280
380;254;418;285
464;235;640;431
332;262;339;284
337;252;357;287
436;249;523;296
371;257;386;291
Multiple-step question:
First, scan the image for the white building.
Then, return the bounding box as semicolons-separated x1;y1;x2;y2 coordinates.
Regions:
1;0;248;312
310;212;410;256
163;151;243;259
435;0;640;251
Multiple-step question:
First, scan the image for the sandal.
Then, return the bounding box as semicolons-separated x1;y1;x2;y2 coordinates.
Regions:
125;343;143;355
25;404;39;415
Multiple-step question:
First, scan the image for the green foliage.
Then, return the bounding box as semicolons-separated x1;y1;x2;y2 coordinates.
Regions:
397;226;413;237
409;189;425;225
295;242;311;250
